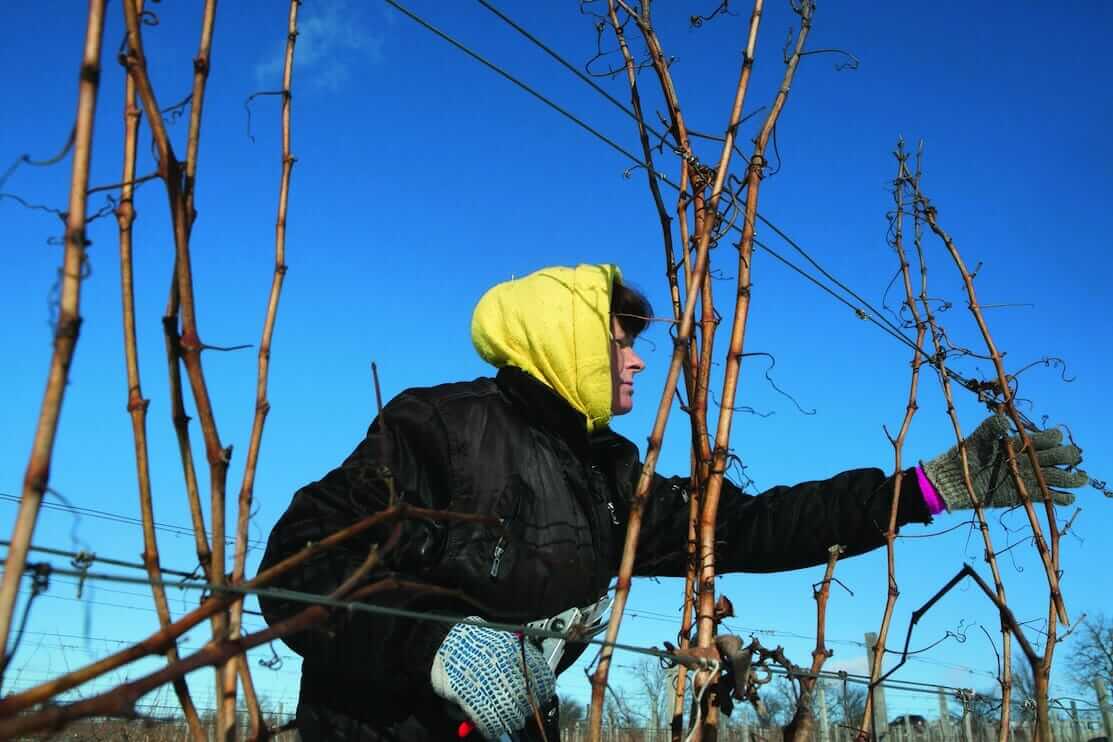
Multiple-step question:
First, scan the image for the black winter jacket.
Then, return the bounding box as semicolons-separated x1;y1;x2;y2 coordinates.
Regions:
258;367;932;739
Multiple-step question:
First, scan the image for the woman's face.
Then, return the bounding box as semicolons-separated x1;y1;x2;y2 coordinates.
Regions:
610;317;646;415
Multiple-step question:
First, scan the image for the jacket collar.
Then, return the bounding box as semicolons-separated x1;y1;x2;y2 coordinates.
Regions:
495;366;592;460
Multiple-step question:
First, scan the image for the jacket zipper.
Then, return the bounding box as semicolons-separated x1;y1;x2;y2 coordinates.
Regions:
592;463;621;526
489;492;524;580
489;531;506;579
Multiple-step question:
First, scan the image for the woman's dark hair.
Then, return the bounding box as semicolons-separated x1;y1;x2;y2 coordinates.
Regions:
611;278;653;338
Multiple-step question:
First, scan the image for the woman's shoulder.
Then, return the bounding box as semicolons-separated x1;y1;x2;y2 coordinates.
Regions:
386;375;504;413
379;375;518;443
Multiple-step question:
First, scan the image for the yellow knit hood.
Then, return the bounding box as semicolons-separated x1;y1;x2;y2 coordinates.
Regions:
471;264;619;432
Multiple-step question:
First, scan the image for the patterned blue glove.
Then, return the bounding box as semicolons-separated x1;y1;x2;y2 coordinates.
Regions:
430;618;556;740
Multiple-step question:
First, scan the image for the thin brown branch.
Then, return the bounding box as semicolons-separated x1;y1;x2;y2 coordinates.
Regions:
227;1;299;734
120;0;215;586
909;141;1015;742
602;9;710;733
672;267;718;740
920;186;1064;741
858;142;927;742
115;0;204;734
588;2;766;735
693;14;812;736
0;0;107;676
672;196;720;739
178;2;239;733
641;19;717;735
161;308;213;575
920;200;1067;628
0;504;496;717
672;469;701;741
610;13;721;733
0;543;386;739
183;0;216;227
119;1;238;733
785;544;844;742
237;654;267;741
607;0;678;321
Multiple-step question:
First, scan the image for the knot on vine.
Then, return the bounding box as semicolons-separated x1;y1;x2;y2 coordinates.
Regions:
29;562;52;597
749;154;767;177
70;550;96;599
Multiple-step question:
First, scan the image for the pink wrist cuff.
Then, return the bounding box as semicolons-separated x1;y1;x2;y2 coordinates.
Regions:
916;465;946;514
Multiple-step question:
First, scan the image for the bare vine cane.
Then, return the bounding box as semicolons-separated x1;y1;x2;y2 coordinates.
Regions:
118;0;242;735
917;185;1069;742
693;3;813;737
603;8;704;733
162;295;214;580
0;0;107;681
919;199;1067;625
604;7;719;731
606;1;680;323
910;142;1015;742
182;1;244;732
182;0;216;230
857;143;928;742
605;0;703;442
587;2;767;738
678;202;719;739
115;0;204;735
226;2;301;738
784;544;845;742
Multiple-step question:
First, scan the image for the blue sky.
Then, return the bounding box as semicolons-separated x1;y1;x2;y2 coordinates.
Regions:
1;0;1111;725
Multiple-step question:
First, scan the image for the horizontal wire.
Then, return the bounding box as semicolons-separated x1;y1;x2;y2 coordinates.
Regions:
384;0;652;181
9;558;1013;698
0;542;1023;689
12;629;300;666
628;609;1000;680
457;2;1047;420
442;0;923;356
15;565;1096;711
14;588;270;632
0;492;267;550
1;538;200;579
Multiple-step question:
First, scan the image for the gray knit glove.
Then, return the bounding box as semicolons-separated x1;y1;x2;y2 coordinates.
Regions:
921;415;1087;510
430;618;556;740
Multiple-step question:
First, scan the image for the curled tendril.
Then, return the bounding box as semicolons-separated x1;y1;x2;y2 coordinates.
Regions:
0;128;75;193
799;48;861;72
160;94;193;127
622;164;646;179
583;12;641;80
726;452;756;494
711;390;773;418
689;0;733;28
1011;356;1076;384
577;0;607;21
257;643;284;671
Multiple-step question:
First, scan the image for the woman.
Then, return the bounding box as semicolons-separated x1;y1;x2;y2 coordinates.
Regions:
258;264;1086;740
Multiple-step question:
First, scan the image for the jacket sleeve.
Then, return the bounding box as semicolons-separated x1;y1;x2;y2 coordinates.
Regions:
631;467;933;577
257;392;459;699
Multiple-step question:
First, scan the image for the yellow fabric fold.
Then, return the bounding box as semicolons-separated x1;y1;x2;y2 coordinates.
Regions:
471;264;619;432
